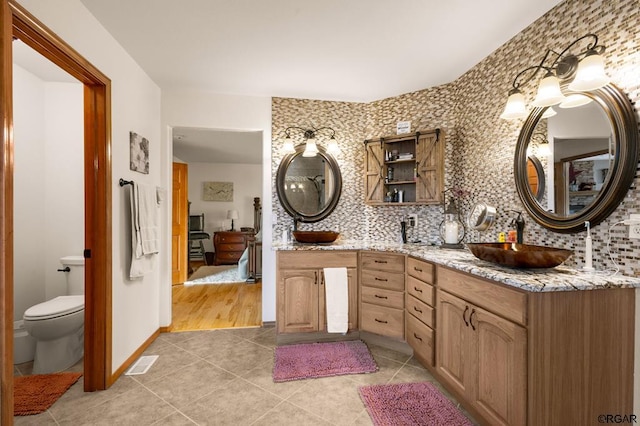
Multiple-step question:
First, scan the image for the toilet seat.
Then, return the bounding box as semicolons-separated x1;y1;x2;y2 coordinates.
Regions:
24;295;84;321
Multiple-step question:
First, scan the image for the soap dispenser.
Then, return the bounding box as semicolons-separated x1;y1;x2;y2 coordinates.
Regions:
584;221;594;272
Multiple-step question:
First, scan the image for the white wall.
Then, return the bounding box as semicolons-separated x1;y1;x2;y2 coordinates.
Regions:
161;91;274;323
187;163;261;253
18;0;163;372
12;64;47;321
13;66;84;319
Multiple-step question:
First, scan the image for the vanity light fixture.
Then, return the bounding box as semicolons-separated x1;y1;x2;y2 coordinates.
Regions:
282;126;339;157
500;33;608;120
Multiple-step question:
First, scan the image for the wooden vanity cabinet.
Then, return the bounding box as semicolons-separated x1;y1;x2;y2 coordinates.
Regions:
405;257;436;367
364;129;444;205
276;251;358;334
359;252;405;339
435;266;634;426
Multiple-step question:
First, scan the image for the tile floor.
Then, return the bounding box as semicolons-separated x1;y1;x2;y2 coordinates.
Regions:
14;326;476;425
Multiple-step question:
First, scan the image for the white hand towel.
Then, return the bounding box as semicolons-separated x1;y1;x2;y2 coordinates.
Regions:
324;267;349;333
129;182;159;279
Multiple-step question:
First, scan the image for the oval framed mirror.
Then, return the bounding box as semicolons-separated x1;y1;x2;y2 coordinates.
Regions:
276;144;342;222
514;83;638;233
526;155;546;202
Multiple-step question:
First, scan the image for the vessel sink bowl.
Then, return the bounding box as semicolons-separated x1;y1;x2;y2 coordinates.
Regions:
292;231;340;244
467;242;573;268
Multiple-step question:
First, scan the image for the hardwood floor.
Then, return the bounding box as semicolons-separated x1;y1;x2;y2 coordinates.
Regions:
171;262;262;332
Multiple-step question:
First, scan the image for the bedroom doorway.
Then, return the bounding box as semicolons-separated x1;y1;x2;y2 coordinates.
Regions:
170;127;263;331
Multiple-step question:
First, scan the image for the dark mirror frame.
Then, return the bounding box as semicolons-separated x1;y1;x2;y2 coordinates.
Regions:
514;83;638;233
276;144;342;223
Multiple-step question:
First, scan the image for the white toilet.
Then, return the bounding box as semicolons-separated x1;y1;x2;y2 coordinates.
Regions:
24;255;85;374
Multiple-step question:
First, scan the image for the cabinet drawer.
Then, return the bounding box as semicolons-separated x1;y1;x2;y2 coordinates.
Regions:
406;294;434;328
360;252;405;273
362;286;404;309
278;251;358;269
407;257;434;284
438;266;527;326
217;234;246;243
361;269;404;291
407;275;434;306
218;243;246;252
361;303;404;339
406;314;434;366
216;251;242;260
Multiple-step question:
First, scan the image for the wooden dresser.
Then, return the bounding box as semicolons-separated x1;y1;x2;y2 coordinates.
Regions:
213;231;253;265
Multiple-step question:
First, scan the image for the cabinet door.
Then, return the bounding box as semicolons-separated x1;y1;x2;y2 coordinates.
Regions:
415;131;444;204
364;140;385;204
278;269;319;333
471;305;527;426
436;290;472;397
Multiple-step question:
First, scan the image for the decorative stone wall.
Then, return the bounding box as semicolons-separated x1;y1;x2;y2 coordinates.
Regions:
272;0;640;276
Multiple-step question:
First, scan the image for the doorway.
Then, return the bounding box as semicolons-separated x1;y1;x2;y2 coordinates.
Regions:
2;1;112;421
170;126;263;331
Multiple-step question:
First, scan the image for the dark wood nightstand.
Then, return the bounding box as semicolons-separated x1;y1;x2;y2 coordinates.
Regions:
213;231;254;265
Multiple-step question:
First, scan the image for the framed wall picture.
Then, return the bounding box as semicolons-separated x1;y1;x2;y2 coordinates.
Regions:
203;181;233;201
130;131;150;174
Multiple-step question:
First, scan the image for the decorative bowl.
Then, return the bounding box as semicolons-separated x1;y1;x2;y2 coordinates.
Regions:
292;231;340;244
467;242;573;268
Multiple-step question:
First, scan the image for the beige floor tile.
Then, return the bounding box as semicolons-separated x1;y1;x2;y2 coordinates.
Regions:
387;363;435;383
203;339;273;375
286;375;367;424
47;375;141;421
352;409;375;426
253;401;332;425
365;343;412;364
134;343;202;385
241;359;310;399
180;378;282;425
171;329;242;358
14;411;58;425
347;354;404;386
142;359;236;409
151;411;198;425
57;385;177;425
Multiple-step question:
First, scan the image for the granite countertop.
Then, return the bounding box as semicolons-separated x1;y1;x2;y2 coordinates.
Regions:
272;239;640;292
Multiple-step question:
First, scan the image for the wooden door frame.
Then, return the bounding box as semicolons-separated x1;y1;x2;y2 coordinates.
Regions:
1;0;112;422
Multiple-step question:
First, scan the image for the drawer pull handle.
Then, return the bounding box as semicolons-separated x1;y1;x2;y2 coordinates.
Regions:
463;305;469;326
374;277;388;282
469;309;476;331
413;332;423;342
374;318;388;324
374;260;388;264
413;286;422;293
413;306;423;314
414;267;423;272
374;294;388;299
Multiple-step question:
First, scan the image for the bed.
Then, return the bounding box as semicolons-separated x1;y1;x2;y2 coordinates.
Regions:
238;197;262;282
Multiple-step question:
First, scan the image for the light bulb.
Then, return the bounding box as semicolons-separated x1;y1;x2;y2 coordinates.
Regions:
302;139;319;157
568;50;609;91
532;73;565;107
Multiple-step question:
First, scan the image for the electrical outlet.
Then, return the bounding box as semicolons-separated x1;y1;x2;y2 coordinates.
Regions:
630;214;640;239
407;214;417;228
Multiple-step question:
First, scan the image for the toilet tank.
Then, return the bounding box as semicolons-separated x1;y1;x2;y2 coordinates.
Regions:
60;256;85;295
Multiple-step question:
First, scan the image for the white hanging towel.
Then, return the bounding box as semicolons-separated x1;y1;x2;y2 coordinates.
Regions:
324;267;349;333
129;182;160;279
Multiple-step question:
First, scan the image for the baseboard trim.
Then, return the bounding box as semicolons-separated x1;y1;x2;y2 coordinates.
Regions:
159;324;173;333
110;329;160;384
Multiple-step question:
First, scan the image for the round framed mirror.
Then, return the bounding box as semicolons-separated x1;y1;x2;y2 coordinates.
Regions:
276;144;342;222
514;83;638;233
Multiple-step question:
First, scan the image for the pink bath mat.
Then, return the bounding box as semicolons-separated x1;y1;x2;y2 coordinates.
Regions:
359;382;474;426
273;340;378;382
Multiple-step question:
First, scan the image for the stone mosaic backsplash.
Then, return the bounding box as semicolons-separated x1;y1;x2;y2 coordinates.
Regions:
272;0;640;277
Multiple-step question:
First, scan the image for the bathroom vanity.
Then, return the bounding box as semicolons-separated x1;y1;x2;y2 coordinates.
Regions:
274;241;639;426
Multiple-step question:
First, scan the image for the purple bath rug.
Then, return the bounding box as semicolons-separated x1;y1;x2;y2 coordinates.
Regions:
359;382;474;426
273;340;378;382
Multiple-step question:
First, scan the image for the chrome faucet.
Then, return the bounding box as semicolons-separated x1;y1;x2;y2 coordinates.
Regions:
510;211;525;244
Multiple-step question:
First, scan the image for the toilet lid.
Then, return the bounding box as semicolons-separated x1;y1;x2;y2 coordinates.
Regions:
24;295;84;320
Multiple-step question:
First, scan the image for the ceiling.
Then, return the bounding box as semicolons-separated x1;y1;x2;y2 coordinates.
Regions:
80;0;563;103
18;1;565;164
